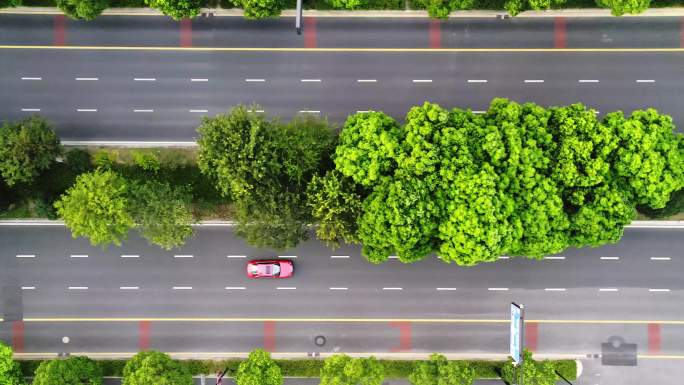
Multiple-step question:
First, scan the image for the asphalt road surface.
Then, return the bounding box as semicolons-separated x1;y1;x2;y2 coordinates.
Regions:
1;15;683;141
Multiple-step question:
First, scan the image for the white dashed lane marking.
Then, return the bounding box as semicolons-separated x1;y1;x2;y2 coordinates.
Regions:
650;257;671;261
121;255;139;258
68;286;88;290
599;288;619;292
225;287;246;290
173;286;193;290
16;254;35;258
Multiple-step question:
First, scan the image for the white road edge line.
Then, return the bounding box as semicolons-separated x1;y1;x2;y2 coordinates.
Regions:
382;287;403;290
277;287;297;290
120;286;139;290
331;255;350;259
68;286;88;290
226;255;246;258
636;79;655;83
650;257;672;261
649;288;671;292
21;286;36;290
121;255;139;258
76;109;98;112
21;77;42;80
21;108;41;112
578;79;600;83
488;288;509;291
436;288;457;291
16;254;36;258
225;287;246;290
599;288;619;292
601;257;620;260
356;110;371;113
70;255;88;258
544;288;567;291
412;79;432;83
544;256;566;260
472;110;486;114
329;287;348;290
172;286;193;290
174;255;194;258
467;79;488;83
75;77;99;81
524;79;544;83
134;78;156;81
357;79;377;83
498;256;510;260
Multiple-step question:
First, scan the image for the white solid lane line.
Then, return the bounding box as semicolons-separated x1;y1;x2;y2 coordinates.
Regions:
436;288;457;291
133;109;154;112
277;287;297;290
75;77;98;81
70;254;88;258
21;286;36;290
134;78;156;81
412;79;432;83
636;79;655;83
21;77;42;80
330;255;350;259
190;109;208;113
173;286;193;290
120;286;139;290
544;256;565;260
16;254;36;258
329;287;348;290
601;256;620;260
357;79;377;83
467;79;488;83
226;255;247;258
524;79;544;83
545;288;567;291
382;287;403;290
191;78;209;82
225;287;246;290
21;108;41;112
77;109;98;112
488;288;509;291
301;79;322;82
245;78;266;82
578;79;600;83
650;257;671;261
649;288;671;292
174;255;194;258
121;255;139;258
599;288;619;292
68;286;88;290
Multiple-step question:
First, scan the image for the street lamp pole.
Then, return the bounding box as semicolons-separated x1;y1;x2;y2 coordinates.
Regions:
296;0;303;34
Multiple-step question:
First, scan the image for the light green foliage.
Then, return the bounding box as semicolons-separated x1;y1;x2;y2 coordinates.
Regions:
0;342;24;385
239;0;284;19
414;0;474;18
235;349;283;385
327;0;365;10
122;351;192;385
56;0;109;20
0;0;21;8
55;170;134;247
33;356;102;385
335;112;402;187
198;106;334;249
409;354;475;385
320;354;384;385
0;116;62;187
130;180;194;250
505;0;564;15
608;109;684;209
501;351;558;385
307;170;363;249
146;0;202;19
132;151;161;173
596;0;650;16
568;183;635;246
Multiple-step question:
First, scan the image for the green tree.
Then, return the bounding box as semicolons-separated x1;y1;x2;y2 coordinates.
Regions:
33;356;102;385
55;169;134;247
146;0;202;20
596;0;650;16
501;351;558;385
409;354;474;385
326;0;365;9
0;0;21;8
505;0;564;15
130;180;194;250
122;351;192;385
235;349;282;385
335;112;402;187
56;0;109;20
0;342;24;385
320;354;384;385
239;0;284;19
0;116;62;187
307;170;363;249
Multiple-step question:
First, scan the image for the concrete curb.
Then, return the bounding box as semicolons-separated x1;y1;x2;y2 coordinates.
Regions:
2;6;684;18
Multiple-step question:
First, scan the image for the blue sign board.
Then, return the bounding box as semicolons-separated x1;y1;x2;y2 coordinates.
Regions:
510;303;523;364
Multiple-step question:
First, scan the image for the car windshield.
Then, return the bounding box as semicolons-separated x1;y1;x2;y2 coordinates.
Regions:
258;263;280;276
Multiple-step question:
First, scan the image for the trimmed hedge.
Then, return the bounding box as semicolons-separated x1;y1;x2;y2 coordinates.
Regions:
20;358;576;380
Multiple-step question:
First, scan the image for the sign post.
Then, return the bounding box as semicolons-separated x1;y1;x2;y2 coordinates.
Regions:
296;0;303;34
510;303;525;384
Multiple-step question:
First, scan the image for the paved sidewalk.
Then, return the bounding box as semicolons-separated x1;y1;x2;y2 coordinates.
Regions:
2;6;684;18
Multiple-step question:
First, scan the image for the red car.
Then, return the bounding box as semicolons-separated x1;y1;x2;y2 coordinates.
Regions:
246;259;294;279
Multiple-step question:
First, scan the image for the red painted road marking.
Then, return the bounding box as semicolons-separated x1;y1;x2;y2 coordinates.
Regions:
429;19;441;49
180;19;192;48
304;17;317;49
648;323;661;354
389;321;412;352
554;17;566;49
54;15;66;46
264;321;276;352
139;320;151;350
525;322;538;352
11;321;24;353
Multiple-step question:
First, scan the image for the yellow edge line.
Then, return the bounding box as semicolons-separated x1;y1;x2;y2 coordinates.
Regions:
5;317;684;324
1;45;684;52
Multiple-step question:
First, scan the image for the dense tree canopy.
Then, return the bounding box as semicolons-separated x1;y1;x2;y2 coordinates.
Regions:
501;351;557;385
412;0;474;18
56;0;109;20
330;99;683;266
0;116;62;187
145;0;202;20
0;0;21;8
0;342;24;385
319;354;384;385
504;0;565;15
122;351;192;385
235;349;283;385
596;0;650;16
326;0;366;9
239;0;284;19
409;354;474;385
32;356;102;385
